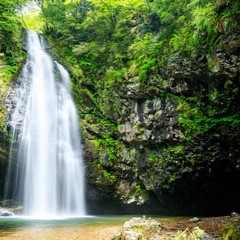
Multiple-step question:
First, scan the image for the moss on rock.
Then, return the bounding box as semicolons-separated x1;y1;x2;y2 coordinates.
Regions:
222;220;240;240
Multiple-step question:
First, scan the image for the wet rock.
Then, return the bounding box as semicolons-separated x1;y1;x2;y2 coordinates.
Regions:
118;217;162;240
201;232;215;240
118;96;181;144
0;208;14;217
231;212;239;217
83;30;240;215
189;217;201;222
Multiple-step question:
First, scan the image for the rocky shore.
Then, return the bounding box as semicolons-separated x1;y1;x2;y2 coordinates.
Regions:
0;215;239;239
112;215;240;240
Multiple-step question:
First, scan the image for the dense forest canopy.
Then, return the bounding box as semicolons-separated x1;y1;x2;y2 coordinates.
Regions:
1;0;239;93
33;0;240;132
0;0;28;132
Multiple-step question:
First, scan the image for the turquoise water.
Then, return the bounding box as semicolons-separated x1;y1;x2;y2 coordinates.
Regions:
0;215;133;239
0;215;130;229
0;215;187;239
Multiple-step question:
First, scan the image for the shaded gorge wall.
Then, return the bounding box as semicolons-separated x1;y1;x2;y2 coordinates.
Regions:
0;24;26;202
40;0;240;215
75;29;240;216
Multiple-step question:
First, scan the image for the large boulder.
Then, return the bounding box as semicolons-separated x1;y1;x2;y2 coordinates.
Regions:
115;217;162;240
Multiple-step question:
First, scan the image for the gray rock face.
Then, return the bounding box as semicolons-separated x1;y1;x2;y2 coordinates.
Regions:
0;208;14;217
83;30;240;215
118;97;181;144
201;233;215;240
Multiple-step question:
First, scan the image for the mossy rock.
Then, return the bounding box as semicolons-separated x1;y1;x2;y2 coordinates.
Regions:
74;88;96;113
222;220;240;240
119;217;162;240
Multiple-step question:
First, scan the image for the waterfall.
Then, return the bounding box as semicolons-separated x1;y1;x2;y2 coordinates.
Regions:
4;29;86;218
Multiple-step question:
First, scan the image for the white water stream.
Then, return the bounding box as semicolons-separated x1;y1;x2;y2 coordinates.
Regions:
4;29;86;218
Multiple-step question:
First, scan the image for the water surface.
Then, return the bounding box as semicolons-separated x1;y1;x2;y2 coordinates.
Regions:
0;215;186;239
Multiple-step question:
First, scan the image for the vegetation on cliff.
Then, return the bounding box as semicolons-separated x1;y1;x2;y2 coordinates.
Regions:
0;0;240;214
0;0;28;197
0;0;27;132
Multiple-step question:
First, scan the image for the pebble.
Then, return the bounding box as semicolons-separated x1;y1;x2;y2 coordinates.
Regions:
189;217;201;222
230;212;239;217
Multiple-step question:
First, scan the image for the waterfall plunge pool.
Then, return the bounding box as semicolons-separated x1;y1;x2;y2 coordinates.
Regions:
0;215;187;239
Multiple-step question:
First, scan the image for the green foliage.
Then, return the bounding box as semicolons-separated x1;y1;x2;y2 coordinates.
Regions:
170;0;240;52
0;0;27;139
146;145;186;190
135;185;143;196
98;138;119;165
87;138;117;185
170;2;218;52
80;113;120;185
177;97;240;135
36;0;240;194
0;0;27;57
0;0;21;31
152;0;190;24
222;220;240;240
102;170;116;183
128;33;161;82
42;0;67;33
38;0;240;100
166;227;205;240
38;0;240;102
218;1;240;33
22;10;44;33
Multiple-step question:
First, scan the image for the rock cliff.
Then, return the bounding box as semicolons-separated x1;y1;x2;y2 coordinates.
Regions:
81;29;240;215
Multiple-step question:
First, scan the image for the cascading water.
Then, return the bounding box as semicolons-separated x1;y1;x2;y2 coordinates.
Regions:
4;29;86;218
